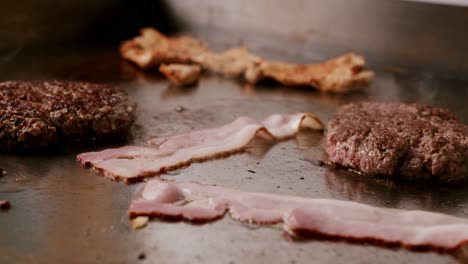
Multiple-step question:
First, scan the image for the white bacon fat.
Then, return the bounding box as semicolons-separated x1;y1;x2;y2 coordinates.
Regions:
129;179;468;251
77;113;323;182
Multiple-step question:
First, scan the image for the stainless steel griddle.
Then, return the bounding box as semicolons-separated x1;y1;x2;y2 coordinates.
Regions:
1;1;468;263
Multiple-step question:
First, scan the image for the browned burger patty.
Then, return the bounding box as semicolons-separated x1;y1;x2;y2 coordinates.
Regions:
0;81;136;152
326;102;468;182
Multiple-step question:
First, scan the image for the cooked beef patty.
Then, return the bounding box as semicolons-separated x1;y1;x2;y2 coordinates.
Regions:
326;102;468;182
0;81;136;152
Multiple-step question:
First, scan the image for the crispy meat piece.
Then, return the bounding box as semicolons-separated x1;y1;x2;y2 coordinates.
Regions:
159;64;201;86
195;49;373;92
121;28;374;92
194;47;262;82
258;53;375;92
120;28;208;69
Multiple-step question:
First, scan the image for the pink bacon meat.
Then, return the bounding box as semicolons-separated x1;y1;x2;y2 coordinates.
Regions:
129;179;468;251
77;113;323;182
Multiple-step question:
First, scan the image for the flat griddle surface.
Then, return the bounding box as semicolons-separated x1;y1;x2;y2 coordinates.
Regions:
0;46;467;264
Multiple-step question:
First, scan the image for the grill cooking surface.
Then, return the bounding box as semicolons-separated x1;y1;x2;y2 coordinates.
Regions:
0;44;467;263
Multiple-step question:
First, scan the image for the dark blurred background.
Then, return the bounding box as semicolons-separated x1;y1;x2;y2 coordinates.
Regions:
0;0;178;50
1;0;468;77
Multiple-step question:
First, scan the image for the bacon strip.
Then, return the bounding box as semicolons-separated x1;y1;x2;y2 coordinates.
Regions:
120;28;208;69
77;113;323;182
257;53;375;92
120;28;374;93
129;179;468;251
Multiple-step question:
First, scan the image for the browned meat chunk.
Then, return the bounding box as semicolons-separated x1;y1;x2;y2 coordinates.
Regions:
0;81;136;152
159;64;201;86
120;28;208;69
326;102;468;182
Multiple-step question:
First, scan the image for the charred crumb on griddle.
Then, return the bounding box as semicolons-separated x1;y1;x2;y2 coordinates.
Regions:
137;253;146;260
0;200;11;210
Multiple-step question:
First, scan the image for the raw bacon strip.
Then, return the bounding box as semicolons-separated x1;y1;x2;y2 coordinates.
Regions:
129;179;468;251
77;113;323;182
